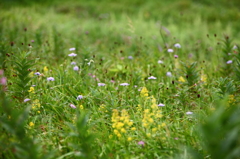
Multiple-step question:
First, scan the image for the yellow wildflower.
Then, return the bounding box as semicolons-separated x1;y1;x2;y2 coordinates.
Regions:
127;137;132;141
178;76;185;82
79;105;84;109
140;87;149;97
43;66;48;72
29;122;34;127
28;87;35;93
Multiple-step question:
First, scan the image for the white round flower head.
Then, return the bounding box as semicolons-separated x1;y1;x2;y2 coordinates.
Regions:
158;103;165;107
76;95;83;100
166;72;172;77
73;66;79;71
186;111;193;115
69;48;76;51
128;56;133;59
233;45;238;50
148;76;157;79
174;43;181;48
158;60;163;64
226;60;232;64
47;77;55;81
120;83;130;86
98;83;106;86
71;62;77;65
167;49;174;53
68;53;77;57
24;98;31;102
34;72;41;76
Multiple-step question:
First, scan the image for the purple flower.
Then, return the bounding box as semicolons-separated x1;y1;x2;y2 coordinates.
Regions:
167;49;174;53
68;53;77;57
186;111;193;115
73;66;79;71
174;43;181;48
174;55;178;58
226;60;232;64
34;72;41;76
120;83;130;86
47;77;54;81
69;48;76;51
24;98;31;102
71;62;76;65
76;95;83;100
69;104;76;109
158;103;165;107
148;76;157;79
138;141;145;146
98;83;106;86
31;40;35;43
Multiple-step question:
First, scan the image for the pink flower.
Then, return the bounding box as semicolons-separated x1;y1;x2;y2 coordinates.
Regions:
138;141;145;146
0;77;7;85
69;104;76;109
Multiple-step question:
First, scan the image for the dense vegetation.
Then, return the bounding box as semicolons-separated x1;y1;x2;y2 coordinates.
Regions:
1;0;240;158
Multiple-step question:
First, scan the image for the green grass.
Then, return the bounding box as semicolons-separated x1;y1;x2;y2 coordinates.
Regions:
1;0;240;158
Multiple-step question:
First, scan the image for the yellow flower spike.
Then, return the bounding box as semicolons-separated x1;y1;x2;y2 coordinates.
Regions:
148;118;154;123
146;133;151;138
28;87;35;93
43;66;48;72
29;72;34;78
37;111;40;113
127;137;132;141
152;128;157;133
113;129;118;134
109;135;113;139
128;121;133;126
140;87;149;97
117;133;121;138
201;74;207;82
29;122;34;127
131;127;136;131
161;123;166;127
79;105;84;109
121;128;126;133
178;76;186;82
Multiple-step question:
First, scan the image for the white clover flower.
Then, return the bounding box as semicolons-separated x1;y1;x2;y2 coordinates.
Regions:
68;53;77;57
158;60;163;64
76;95;83;100
148;76;157;79
186;111;193;115
158;103;165;107
71;62;77;65
69;48;76;51
47;77;55;81
167;49;174;53
34;72;41;76
98;83;106;86
120;83;130;86
166;72;172;77
128;56;133;59
73;66;79;71
24;98;31;102
174;43;181;48
226;60;232;64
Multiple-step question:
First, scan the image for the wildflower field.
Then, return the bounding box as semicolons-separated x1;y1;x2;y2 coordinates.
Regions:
1;0;240;158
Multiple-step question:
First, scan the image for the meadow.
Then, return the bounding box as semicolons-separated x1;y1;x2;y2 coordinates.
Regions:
1;0;240;158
